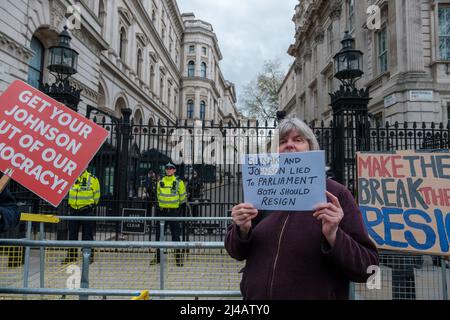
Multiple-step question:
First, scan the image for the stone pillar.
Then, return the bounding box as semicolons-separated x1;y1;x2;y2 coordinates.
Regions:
405;0;424;72
195;88;201;119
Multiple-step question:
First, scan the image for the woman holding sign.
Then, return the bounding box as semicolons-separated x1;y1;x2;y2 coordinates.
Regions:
225;117;379;300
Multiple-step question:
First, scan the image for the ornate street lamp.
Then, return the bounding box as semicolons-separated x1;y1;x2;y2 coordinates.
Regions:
329;31;371;189
333;31;364;89
40;26;82;112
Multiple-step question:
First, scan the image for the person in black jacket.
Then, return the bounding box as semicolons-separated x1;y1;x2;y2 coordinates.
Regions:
0;186;20;232
187;170;203;217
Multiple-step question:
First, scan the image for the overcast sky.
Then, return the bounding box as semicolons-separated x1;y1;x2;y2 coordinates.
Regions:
178;0;298;109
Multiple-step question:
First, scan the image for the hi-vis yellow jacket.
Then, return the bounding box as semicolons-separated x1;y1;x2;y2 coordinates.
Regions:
68;170;100;210
157;175;186;209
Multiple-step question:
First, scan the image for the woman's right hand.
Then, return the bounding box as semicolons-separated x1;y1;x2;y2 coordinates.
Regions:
231;203;258;237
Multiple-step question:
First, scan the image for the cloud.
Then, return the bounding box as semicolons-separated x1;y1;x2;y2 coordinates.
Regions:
178;0;297;106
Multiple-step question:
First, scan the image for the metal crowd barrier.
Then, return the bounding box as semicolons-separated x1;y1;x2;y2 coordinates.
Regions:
0;214;448;300
0;214;242;300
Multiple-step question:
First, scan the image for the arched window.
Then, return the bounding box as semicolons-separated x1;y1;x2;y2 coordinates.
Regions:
187;100;194;119
98;83;107;110
137;49;143;78
115;97;127;118
119;27;127;61
201;62;207;78
188;61;195;77
27;37;44;89
134;109;143;125
200;101;206;120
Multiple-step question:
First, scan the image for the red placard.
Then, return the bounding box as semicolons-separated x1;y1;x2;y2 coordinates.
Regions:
0;80;109;207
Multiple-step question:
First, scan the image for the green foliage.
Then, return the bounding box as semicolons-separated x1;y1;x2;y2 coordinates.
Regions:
241;59;284;120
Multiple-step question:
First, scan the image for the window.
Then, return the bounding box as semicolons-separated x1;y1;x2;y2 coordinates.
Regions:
302;62;306;84
174;90;177;109
378;27;388;73
149;65;155;91
439;7;450;60
168;85;171;109
201;62;207;78
98;0;106;28
188;61;195;77
447;103;450;124
161;27;166;43
160;77;164;100
119;27;127;61
348;0;355;33
327;24;333;55
313;90;318;119
300;96;306;116
327;75;333;103
151;9;156;24
187;100;194;118
136;49;143;78
313;46;318;73
200;101;206;120
189;45;195;54
202;46;207;55
27;37;44;89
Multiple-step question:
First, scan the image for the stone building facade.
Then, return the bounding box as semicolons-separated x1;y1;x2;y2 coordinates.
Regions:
280;0;450;126
181;13;239;124
0;0;240;128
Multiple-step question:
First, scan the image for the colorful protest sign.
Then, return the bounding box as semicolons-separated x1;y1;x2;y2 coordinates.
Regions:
0;80;109;207
242;151;326;211
357;150;450;256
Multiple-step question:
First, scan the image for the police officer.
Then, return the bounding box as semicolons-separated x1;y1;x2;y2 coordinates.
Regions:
151;162;186;266
62;170;100;264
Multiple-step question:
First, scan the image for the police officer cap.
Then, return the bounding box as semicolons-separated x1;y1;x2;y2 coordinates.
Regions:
165;162;176;169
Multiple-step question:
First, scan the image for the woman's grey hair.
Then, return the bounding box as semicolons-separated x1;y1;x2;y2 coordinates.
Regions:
277;117;320;151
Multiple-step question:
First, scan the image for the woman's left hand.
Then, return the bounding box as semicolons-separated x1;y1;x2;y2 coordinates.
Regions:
313;191;344;248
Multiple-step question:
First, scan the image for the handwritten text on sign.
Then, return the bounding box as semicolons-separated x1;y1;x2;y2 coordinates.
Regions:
242;151;326;211
357;150;450;256
0;80;109;207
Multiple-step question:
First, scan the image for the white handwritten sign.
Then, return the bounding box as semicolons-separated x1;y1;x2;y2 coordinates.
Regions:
242;151;326;211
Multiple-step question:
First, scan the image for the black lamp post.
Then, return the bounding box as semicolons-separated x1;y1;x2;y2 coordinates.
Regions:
329;31;371;189
40;26;82;112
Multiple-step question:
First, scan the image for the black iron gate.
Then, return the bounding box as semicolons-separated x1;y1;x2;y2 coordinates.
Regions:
7;106;449;242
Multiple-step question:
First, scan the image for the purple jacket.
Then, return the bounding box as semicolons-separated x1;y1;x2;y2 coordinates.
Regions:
225;179;379;300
